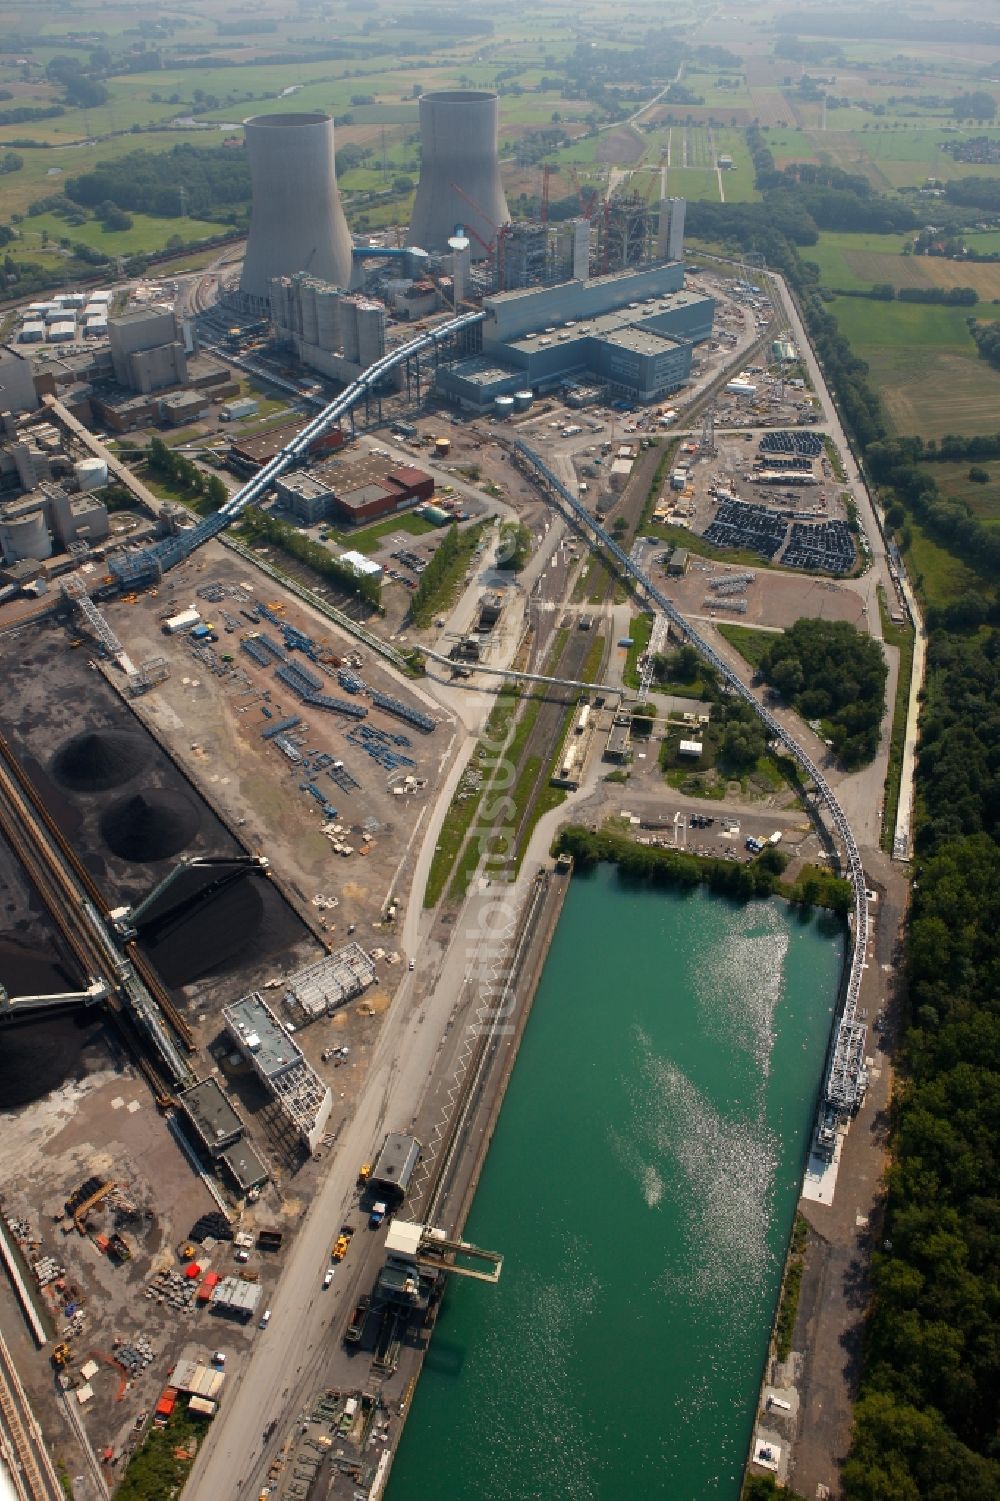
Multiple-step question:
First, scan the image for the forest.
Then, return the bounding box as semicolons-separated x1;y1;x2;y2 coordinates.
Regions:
65;145;251;223
691;134;999;1496
755;618;887;768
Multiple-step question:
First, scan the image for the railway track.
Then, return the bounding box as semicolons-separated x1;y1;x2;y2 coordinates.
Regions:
0;1333;63;1501
0;733;193;1086
414;868;551;1227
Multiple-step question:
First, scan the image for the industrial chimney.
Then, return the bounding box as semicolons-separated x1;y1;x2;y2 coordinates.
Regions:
409;91;509;260
240;112;353;304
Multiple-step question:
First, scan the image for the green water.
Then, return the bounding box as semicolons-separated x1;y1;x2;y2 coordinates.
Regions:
387;867;845;1501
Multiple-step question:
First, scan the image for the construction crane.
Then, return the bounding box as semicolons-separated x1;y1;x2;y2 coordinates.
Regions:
569;165;599;220
72;1181;117;1234
540;163;554;227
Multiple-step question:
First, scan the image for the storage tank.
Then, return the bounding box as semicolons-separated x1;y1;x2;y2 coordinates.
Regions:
494;395;515;417
240;113;353;303
75;457;108;491
513;390;534;412
409;92;509;259
0;508;51;561
433;437;451;457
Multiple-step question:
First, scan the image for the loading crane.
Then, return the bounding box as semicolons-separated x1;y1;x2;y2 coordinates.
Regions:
110;855;271;939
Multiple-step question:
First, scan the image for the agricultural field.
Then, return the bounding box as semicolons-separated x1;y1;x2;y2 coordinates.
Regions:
805;232;1000;299
829;298;1000;439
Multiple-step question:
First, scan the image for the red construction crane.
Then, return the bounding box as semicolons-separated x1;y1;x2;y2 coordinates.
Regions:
540;163;554;226
569;165;599;220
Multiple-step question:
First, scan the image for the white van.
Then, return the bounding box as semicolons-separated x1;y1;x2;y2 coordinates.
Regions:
259;1309;271;1330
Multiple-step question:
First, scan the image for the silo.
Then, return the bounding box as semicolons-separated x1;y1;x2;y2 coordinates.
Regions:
75;457;108;490
410;92;509;259
355;300;386;368
240;113;353;303
0;507;51;561
314;284;342;354
340;299;360;364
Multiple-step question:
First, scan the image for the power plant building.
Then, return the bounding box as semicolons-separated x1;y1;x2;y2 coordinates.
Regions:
108;306;188;394
0;482;109;564
240;113;353;305
0;348;39;414
438;261;715;409
409;91;509;259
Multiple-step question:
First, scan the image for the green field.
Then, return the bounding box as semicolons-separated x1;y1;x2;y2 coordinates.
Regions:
902;519;996;612
829;297;1000;438
918;461;1000;525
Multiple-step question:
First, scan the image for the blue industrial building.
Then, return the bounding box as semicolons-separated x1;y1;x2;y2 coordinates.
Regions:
436;262;715;409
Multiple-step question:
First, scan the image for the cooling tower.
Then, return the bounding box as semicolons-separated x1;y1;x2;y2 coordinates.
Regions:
240;113;353;303
409;91;509;260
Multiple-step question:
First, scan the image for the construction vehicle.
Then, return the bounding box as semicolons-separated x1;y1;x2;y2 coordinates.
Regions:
71;1181;116;1234
331;1227;353;1262
51;1342;71;1368
344;1296;370;1345
357;1162;372;1185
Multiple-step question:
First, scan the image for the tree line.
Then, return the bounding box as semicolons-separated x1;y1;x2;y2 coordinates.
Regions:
690;129;1000;1495
238;507;381;609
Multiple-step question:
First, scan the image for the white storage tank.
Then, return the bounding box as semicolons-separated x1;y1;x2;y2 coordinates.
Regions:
75;457;108;491
494;395;515;417
513;390;534;412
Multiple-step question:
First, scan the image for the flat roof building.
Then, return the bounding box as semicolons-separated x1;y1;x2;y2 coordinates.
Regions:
177;1078;244;1158
438;265;715;410
223;991;332;1154
369;1132;421;1201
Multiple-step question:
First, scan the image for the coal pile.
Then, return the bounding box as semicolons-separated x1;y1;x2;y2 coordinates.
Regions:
0;1012;105;1109
52;731;149;793
100;790;201;863
137;870;267;988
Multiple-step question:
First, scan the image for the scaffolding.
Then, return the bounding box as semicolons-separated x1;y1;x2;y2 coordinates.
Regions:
126;656;170;696
282;944;377;1025
601;191;652;273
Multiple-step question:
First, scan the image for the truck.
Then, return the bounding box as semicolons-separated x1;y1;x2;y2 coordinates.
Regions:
368;1201;387;1229
345;1295;370;1344
768;831;783;846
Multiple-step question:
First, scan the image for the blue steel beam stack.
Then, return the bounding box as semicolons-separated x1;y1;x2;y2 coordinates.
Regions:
369;691;435;734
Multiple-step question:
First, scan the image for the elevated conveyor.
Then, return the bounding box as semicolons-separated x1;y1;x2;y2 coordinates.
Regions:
512;439;869;1118
109;311;485;587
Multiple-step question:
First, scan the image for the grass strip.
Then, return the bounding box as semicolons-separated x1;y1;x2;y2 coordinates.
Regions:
877;585;916;854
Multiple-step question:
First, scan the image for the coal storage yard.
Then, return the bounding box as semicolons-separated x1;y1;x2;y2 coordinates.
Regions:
51;729;150;793
100;789;201;863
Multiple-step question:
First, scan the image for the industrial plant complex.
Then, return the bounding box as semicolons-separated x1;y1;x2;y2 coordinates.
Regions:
0;48;910;1501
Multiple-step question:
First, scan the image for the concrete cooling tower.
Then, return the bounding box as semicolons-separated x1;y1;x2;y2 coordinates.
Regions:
240;112;353;303
409;91;509;259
